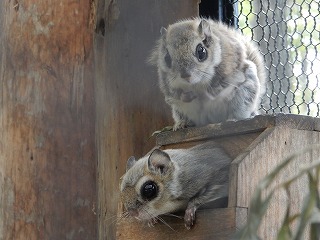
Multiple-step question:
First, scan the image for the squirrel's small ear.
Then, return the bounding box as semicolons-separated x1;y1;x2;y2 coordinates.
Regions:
148;149;172;174
126;156;137;171
198;18;211;37
160;27;167;36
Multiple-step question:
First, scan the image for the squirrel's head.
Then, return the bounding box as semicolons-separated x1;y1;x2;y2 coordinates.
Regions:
119;149;181;222
151;18;222;87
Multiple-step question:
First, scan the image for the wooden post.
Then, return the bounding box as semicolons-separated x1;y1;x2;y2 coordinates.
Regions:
0;1;96;239
94;0;200;239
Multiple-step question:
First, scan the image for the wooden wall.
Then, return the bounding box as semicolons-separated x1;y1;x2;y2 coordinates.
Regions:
0;1;96;239
94;1;200;239
0;0;201;239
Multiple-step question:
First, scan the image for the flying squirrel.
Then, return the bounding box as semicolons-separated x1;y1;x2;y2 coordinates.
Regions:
120;142;231;229
149;18;266;130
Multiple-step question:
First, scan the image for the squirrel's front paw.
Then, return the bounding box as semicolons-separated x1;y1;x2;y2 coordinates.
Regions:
173;119;195;131
147;218;158;227
180;91;197;102
244;60;258;75
184;206;196;230
173;120;188;131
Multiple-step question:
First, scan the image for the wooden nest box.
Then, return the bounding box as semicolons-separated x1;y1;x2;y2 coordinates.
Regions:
117;114;320;239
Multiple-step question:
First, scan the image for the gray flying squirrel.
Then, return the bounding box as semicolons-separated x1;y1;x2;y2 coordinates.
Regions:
149;18;266;130
119;142;231;229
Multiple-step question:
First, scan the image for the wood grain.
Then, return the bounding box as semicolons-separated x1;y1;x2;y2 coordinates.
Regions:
161;133;261;160
156;113;320;146
156;114;274;146
116;208;239;240
94;1;200;239
234;127;320;239
228;128;275;207
0;1;96;239
274;113;319;130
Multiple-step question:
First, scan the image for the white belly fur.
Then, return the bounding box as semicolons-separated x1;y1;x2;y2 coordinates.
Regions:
171;70;249;126
173;89;230;126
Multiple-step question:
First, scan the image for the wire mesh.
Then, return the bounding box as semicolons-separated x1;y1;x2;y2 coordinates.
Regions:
229;0;320;117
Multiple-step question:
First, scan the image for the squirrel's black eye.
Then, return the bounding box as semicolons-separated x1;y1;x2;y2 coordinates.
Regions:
164;51;172;68
141;181;158;200
195;44;207;62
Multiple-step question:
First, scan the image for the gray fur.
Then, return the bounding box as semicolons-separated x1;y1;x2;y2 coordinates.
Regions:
167;143;230;201
149;18;266;130
119;142;232;228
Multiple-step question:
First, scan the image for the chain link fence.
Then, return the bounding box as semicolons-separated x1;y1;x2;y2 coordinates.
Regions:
235;0;320;117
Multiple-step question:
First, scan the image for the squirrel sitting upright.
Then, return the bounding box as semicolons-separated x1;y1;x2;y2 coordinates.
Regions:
149;18;266;130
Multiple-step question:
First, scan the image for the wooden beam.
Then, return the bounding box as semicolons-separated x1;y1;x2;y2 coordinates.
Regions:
94;0;200;239
0;1;96;239
156;114;320;146
116;208;240;240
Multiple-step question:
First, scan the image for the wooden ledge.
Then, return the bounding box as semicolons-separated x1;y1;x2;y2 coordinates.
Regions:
116;207;246;240
156;114;320;146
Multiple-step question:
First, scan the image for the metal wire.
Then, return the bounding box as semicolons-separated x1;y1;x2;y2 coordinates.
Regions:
229;0;320;117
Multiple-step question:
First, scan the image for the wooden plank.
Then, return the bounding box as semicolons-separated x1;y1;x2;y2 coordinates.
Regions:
274;113;320;130
156;114;320;146
0;1;96;239
235;127;320;239
228;128;275;207
94;1;200;239
236;207;248;230
161;132;261;160
156;115;275;146
116;208;237;240
217;133;262;159
314;118;320;132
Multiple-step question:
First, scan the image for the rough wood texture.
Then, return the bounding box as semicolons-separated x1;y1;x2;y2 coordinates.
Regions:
228;128;275;207
94;1;200;239
156;113;320;146
162;133;261;160
117;208;239;240
0;1;96;239
234;127;320;239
